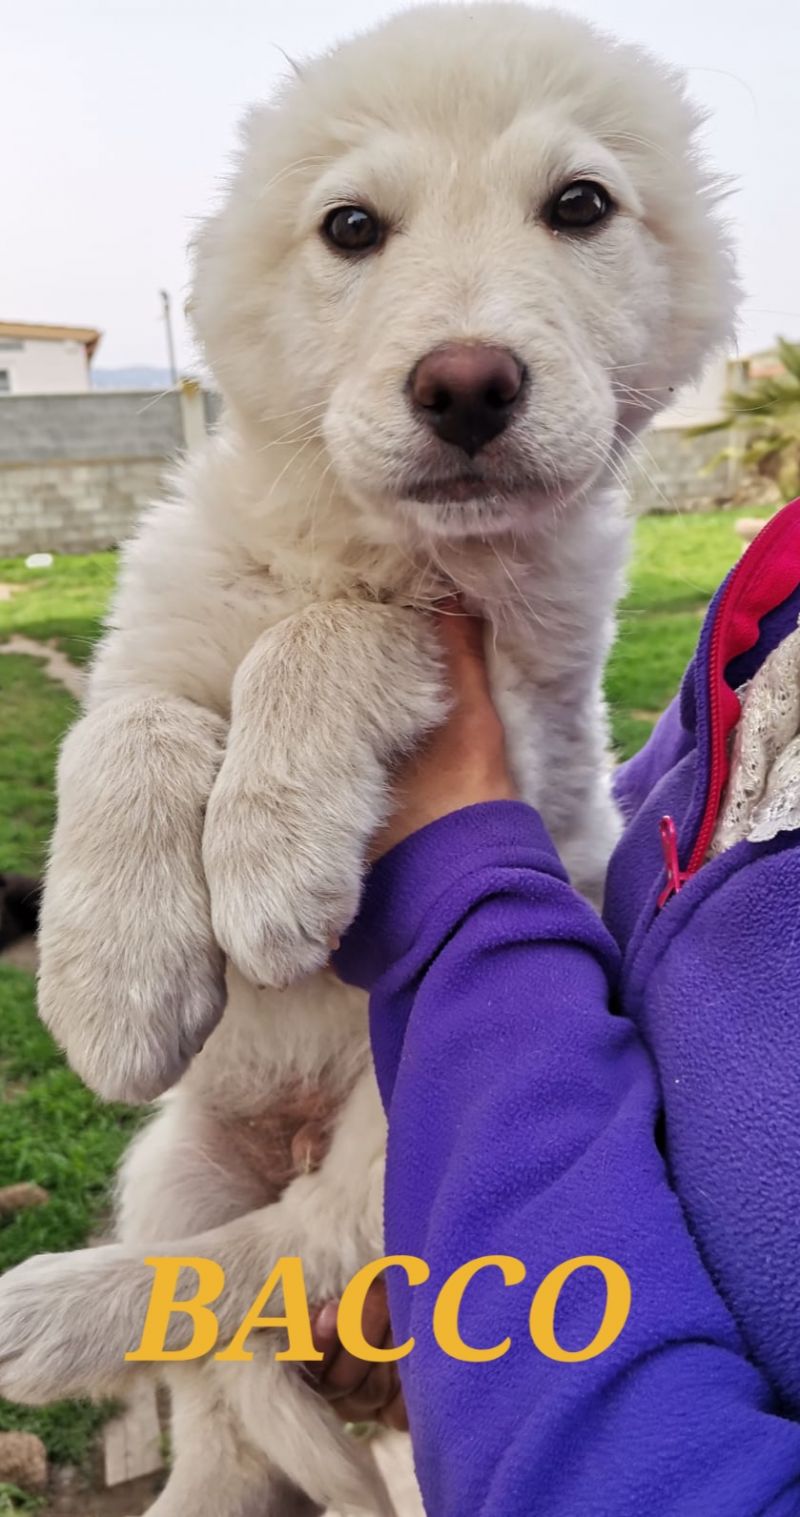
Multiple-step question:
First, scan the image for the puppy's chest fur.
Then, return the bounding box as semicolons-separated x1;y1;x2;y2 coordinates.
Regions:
94;479;625;1123
99;484;621;802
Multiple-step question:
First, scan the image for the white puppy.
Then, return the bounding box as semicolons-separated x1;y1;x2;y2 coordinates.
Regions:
0;6;735;1514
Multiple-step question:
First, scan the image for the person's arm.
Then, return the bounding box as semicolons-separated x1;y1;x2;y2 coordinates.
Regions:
331;616;800;1517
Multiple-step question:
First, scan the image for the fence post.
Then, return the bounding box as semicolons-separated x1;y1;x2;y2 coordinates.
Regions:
179;377;207;455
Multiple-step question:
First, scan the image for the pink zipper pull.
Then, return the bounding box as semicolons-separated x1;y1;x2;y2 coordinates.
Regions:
658;815;688;908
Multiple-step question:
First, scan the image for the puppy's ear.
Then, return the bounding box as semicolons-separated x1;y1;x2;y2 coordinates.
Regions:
187;81;314;414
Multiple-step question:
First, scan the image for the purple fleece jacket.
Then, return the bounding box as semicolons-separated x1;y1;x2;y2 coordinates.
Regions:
335;501;800;1516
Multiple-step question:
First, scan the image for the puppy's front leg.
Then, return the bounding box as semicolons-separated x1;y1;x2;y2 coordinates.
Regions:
38;694;228;1102
203;602;446;988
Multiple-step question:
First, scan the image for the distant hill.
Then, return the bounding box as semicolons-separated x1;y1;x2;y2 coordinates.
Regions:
92;366;174;391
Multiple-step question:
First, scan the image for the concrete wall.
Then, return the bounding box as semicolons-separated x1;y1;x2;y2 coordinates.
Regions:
0;458;166;557
624;426;738;515
0;390;183;463
0;390;194;557
625;424;737;518
0;337;91;396
650;355;729;431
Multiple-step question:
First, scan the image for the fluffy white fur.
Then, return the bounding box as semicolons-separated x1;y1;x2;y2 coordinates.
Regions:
0;6;735;1513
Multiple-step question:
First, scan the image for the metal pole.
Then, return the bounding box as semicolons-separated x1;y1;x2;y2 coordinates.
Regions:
160;289;178;387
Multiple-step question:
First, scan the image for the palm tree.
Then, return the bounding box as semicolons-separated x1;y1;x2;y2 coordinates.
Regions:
692;338;800;503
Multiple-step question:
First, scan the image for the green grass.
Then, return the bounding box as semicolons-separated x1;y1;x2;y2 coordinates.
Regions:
622;510;756;613
606;509;771;758
0;562;139;1464
0;507;768;1464
0;969;140;1268
0;970;140;1463
0;1488;45;1515
0;553;116;667
0;657;77;877
0;969;137;1464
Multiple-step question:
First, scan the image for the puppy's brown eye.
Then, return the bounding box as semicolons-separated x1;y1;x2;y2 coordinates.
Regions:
549;181;613;231
322;205;382;253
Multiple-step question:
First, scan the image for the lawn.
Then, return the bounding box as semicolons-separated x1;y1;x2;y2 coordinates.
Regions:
604;510;766;758
0;507;765;1470
0;563;140;1467
0;554;116;671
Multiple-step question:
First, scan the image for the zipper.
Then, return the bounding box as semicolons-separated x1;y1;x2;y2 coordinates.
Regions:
684;570;740;877
657;815;688;908
656;501;800;908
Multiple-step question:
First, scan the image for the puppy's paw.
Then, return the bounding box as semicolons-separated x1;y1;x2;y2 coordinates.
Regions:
38;905;227;1104
203;784;366;988
0;1247;147;1403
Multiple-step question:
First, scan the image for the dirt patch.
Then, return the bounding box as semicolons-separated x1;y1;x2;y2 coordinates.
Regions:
42;1465;164;1516
0;934;38;972
0;637;84;701
630;709;664;724
0;583;28;603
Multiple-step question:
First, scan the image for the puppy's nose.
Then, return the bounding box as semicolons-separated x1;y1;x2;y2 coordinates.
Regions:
409;344;525;457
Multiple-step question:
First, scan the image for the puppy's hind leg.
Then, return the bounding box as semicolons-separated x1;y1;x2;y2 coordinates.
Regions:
115;1103;335;1517
146;1364;324;1517
231;1349;397;1517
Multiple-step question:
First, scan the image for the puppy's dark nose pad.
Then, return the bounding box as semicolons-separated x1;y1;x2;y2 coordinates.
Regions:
409;344;525;458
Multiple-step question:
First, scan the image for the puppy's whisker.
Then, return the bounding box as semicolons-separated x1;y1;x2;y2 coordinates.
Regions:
255;417;326;453
257;400;329;426
611;381;660;407
603;423;673;513
307;458;337;570
255;155;332;201
608;129;682;169
263;432;323;506
488;541;546;628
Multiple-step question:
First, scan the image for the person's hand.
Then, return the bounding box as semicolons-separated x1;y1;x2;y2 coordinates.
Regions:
307;610;513;1427
374;606;517;860
304;1278;408;1429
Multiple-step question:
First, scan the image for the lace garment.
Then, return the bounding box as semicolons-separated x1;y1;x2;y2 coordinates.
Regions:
710;621;800;856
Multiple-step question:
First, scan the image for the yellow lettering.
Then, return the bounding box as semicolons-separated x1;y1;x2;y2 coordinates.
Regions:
337;1255;429;1363
125;1256;224;1362
433;1255;525;1362
529;1255;631;1362
215;1256;319;1363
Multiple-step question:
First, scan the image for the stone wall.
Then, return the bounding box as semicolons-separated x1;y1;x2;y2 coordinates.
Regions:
0;390;215;557
0;457;166;557
0;390;184;464
0;390;740;559
624;425;738;515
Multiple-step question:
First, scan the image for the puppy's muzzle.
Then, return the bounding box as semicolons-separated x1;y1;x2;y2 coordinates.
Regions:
408;343;526;458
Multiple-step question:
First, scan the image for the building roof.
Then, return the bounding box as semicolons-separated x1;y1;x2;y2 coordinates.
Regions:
738;346;780;363
0;321;102;358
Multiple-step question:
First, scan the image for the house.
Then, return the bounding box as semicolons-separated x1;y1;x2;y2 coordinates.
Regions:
650;354;729;430
652;346;790;432
729;347;787;384
0;321;102;396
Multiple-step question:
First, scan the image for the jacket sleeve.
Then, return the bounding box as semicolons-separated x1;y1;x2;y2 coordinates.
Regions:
335;801;800;1517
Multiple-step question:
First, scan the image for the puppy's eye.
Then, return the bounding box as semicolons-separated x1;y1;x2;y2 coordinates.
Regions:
321;205;383;254
549;181;614;231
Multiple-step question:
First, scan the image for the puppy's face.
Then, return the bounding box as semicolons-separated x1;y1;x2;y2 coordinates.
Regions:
193;4;736;543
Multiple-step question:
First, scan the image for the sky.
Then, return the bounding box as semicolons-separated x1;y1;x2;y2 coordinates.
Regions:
3;0;797;371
